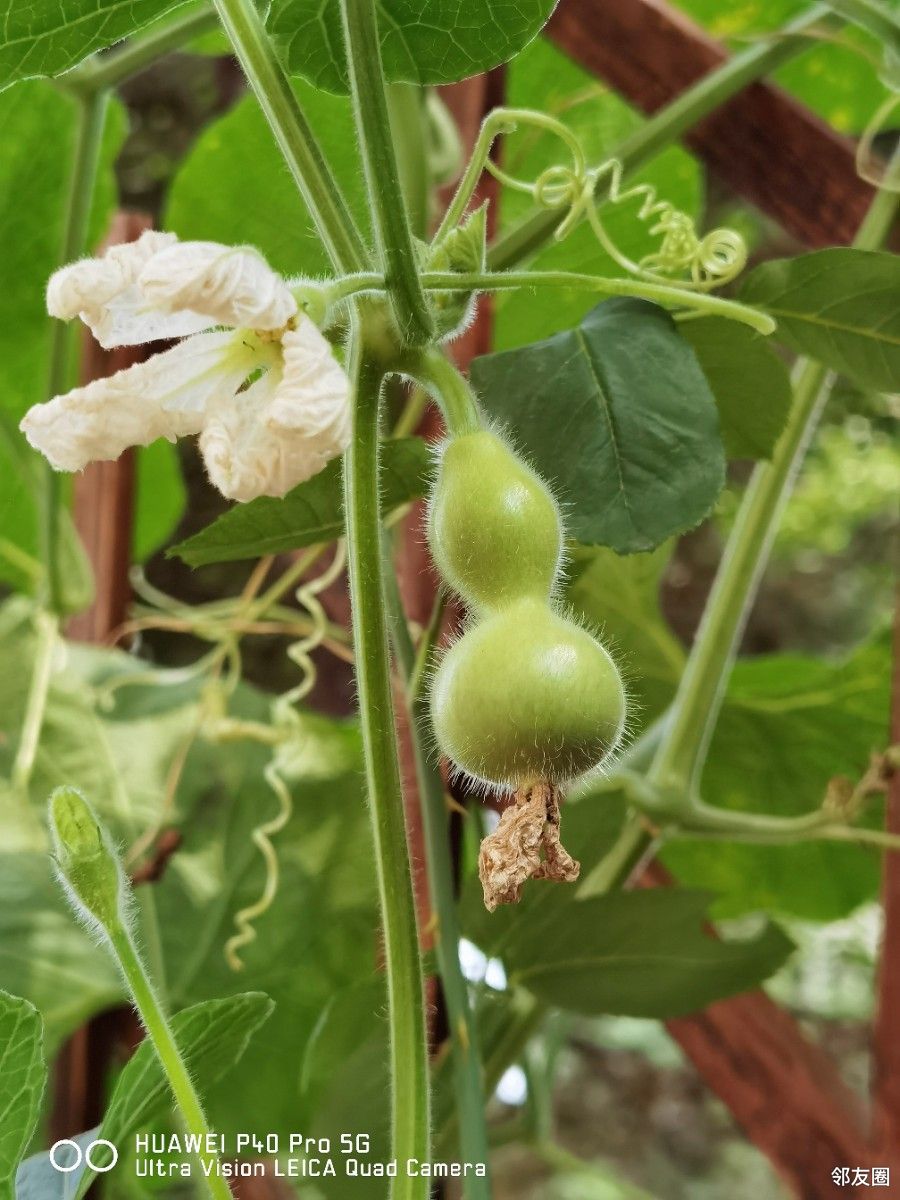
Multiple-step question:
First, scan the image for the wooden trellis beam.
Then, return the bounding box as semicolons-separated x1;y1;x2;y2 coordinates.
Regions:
546;0;876;246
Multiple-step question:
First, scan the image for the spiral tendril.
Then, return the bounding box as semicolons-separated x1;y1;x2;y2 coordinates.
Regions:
224;542;347;971
487;123;746;289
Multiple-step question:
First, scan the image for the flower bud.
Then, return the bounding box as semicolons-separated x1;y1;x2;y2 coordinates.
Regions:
49;788;125;934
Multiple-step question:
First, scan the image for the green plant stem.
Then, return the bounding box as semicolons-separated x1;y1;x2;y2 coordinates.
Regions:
108;922;232;1200
339;0;434;345
343;331;429;1200
488;3;840;271
381;552;491;1197
825;0;900;49
12;611;60;796
421;271;775;333
41;88;110;614
388;84;430;239
402;348;481;435
650;147;900;798
63;6;220;93
212;0;367;275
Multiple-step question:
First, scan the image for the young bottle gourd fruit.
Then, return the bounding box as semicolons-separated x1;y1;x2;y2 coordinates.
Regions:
427;428;626;793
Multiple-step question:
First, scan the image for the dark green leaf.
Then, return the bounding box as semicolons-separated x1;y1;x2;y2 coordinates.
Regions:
0;992;44;1200
471;298;725;553
75;994;274;1194
0;0;180;89
468;886;792;1018
171;436;432;565
741;249;900;392
268;0;557;93
679;318;792;459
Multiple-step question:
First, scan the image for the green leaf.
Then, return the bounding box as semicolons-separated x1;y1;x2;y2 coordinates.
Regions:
165;82;368;278
0;83;123;598
741;249;900;393
471;298;725;553
679;318;792;459
0;992;45;1200
267;0;557;93
171;436;432;566
467;888;793;1018
75;993;274;1193
492;36;701;351
664;636;891;921
0;0;181;89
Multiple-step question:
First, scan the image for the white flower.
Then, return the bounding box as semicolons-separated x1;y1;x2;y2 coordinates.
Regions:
22;230;351;501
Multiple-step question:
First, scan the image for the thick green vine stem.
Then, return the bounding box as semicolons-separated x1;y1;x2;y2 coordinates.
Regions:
339;0;434;345
42;87;109;613
213;0;368;275
650;144;900;801
343;330;430;1200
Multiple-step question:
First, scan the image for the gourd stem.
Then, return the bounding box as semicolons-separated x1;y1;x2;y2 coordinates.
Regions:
343;331;430;1200
402;349;481;437
108;922;232;1200
339;0;434;345
488;3;841;271
213;0;368;275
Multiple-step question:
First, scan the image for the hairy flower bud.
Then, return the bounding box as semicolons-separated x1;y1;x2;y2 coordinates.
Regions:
49;787;126;936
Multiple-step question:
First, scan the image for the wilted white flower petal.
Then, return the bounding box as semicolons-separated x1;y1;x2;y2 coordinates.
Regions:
46;230;213;349
200;366;343;502
20;331;253;472
266;318;352;454
139;241;297;331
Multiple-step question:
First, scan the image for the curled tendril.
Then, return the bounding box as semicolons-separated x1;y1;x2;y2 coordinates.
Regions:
485;112;746;289
856;93;900;191
224;541;347;972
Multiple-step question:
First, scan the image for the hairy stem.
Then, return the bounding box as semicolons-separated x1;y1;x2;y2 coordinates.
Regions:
108;923;232;1200
382;552;492;1198
12;611;60;797
63;6;220;93
401;348;481;436
213;0;368;274
651;148;900;797
421;271;775;333
343;331;429;1199
42;88;110;614
339;0;434;344
488;3;841;271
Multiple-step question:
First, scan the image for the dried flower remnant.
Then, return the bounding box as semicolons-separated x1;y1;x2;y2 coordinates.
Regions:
21;231;351;502
478;782;580;911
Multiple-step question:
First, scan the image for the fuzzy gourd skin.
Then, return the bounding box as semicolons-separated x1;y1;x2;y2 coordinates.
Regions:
430;598;626;790
427;430;562;613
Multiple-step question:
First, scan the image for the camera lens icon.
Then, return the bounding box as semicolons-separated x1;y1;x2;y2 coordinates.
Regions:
49;1139;118;1173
